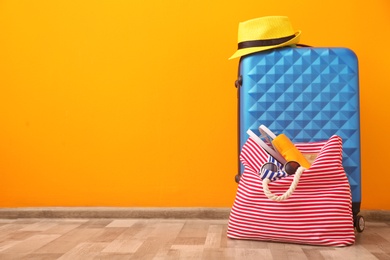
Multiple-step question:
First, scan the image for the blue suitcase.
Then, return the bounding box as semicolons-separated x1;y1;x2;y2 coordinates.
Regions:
235;47;364;231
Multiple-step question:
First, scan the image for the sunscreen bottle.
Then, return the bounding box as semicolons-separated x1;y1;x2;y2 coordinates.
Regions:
272;134;311;169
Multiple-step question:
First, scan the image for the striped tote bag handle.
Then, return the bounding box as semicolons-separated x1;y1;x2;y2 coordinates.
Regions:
262;166;305;201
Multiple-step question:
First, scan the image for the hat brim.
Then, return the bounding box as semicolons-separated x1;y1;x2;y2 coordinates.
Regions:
229;31;301;60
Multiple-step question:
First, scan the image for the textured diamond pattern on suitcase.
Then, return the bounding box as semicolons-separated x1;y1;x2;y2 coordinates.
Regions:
239;47;361;203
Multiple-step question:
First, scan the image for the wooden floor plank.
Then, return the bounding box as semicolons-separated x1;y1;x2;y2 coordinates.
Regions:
204;224;223;249
0;234;60;254
57;242;108;260
33;228;103;254
0;218;388;259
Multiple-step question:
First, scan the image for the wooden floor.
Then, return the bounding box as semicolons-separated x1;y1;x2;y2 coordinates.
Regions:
0;218;389;260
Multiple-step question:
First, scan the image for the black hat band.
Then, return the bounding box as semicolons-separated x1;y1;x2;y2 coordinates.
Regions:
238;34;295;49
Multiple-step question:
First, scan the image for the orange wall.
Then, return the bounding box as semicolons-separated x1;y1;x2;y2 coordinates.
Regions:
0;0;389;209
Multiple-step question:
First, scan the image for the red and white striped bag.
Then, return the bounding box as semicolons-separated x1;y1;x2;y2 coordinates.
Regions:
228;134;355;246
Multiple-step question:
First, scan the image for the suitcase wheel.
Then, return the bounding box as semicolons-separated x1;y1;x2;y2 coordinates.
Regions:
355;214;365;233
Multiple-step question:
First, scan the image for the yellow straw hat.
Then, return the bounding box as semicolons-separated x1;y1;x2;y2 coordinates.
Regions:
229;16;301;59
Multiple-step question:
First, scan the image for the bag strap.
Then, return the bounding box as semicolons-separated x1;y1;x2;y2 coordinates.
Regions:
262;166;305;201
